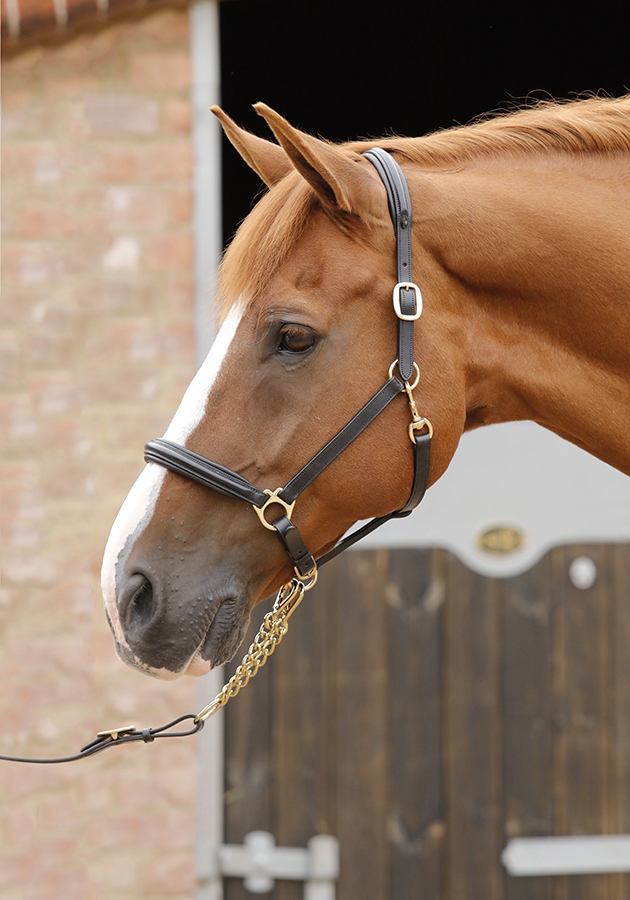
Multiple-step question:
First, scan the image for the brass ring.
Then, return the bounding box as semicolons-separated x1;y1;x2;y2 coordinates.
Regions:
409;417;434;441
294;565;318;590
254;489;296;531
388;360;420;390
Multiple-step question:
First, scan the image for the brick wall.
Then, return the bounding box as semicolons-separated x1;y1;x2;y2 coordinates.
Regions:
1;11;199;899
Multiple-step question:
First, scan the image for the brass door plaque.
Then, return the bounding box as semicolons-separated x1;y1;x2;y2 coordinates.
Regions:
478;525;524;554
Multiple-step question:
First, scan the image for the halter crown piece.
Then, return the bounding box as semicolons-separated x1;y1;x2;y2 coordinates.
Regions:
0;149;432;765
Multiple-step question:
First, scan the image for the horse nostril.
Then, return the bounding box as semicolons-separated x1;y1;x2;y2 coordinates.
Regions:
123;573;155;633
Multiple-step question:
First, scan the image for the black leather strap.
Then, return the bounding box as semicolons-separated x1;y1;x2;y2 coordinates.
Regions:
271;515;316;578
144;439;267;508
0;715;203;765
362;148;418;384
317;428;430;566
397;431;431;514
280;377;404;504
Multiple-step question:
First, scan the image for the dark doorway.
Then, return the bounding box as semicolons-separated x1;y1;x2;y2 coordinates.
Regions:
219;0;628;244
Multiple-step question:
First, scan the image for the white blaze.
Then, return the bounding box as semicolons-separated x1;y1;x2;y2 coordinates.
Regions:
100;305;244;652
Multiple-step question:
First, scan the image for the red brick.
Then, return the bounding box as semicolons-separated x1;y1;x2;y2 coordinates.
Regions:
15;199;79;238
0;460;43;509
76;26;120;61
2;88;35;110
100;184;166;228
100;233;141;272
44;75;101;100
84;95;159;136
30;372;91;415
1;11;197;895
87;850;140;891
167;186;192;225
130;52;190;92
99;140;192;182
83;360;163;404
162;97;192;134
41;460;95;500
1;144;63;185
164;276;195;316
81;281;154;315
2;242;66;284
1;104;55;138
45;418;92;458
0;330;22;389
64;98;96;140
16;845;93;900
133;8;190;44
142;851;197;895
88;808;193;851
163;321;195;360
147;232;192;271
0;551;59;584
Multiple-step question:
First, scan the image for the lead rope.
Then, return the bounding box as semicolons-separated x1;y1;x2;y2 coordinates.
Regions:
0;577;312;764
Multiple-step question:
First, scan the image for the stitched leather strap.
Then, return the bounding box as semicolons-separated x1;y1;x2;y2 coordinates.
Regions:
398;431;431;514
144;439;267;508
317;428;430;566
362;148;418;383
271;515;316;579
280;377;404;504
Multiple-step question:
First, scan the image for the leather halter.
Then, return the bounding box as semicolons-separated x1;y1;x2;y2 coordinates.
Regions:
144;149;432;580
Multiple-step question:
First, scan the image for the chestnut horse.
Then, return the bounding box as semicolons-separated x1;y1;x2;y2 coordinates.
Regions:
101;96;630;679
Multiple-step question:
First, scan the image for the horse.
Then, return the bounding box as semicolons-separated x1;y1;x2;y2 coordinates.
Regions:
101;95;630;680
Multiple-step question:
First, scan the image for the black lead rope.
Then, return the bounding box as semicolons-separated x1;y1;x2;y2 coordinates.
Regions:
1;149;430;765
0;716;204;765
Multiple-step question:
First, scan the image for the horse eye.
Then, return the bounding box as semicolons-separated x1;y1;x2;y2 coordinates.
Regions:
278;325;316;354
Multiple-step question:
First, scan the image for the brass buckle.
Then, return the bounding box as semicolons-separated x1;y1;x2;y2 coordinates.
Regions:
393;282;422;320
254;488;296;531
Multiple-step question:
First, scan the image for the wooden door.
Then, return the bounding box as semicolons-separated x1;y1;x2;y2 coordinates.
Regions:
222;545;630;900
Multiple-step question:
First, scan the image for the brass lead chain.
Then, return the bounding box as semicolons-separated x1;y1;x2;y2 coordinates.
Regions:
194;576;312;724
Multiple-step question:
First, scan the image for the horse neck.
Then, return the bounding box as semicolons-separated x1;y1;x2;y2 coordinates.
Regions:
411;155;630;474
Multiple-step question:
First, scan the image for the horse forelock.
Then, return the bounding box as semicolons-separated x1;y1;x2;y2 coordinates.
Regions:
217;95;630;323
217;172;319;319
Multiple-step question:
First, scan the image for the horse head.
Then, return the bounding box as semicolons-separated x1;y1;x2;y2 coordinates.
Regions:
99;104;480;678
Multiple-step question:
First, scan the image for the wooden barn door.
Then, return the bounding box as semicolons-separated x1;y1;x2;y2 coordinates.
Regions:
222;545;630;900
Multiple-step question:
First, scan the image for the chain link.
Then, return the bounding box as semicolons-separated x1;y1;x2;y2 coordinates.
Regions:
194;577;312;723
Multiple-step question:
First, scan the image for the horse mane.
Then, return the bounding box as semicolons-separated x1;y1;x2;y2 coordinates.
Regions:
218;94;630;316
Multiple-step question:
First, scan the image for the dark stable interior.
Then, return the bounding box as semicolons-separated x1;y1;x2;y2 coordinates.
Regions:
219;0;627;246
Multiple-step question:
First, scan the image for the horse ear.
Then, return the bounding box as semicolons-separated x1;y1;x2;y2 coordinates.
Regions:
253;103;383;218
211;106;293;188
